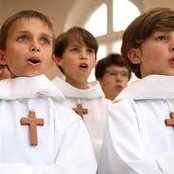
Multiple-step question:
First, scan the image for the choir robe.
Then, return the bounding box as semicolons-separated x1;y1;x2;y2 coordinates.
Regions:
52;77;109;162
0;75;96;174
98;75;174;174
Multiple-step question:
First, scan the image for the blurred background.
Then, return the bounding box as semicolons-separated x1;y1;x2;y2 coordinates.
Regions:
0;0;173;82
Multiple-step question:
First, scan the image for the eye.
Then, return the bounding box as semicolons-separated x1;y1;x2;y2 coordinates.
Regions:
40;37;50;45
120;71;129;77
155;35;167;41
109;72;117;76
70;47;79;52
105;71;117;76
17;35;29;42
87;48;95;53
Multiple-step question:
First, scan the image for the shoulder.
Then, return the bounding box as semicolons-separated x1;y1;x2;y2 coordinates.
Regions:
53;103;83;127
109;99;138;121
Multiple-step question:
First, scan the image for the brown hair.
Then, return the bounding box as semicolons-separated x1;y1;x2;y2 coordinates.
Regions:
54;26;98;74
95;53;132;80
121;7;174;78
0;10;55;51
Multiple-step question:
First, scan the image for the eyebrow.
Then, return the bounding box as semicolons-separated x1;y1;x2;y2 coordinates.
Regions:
16;30;52;39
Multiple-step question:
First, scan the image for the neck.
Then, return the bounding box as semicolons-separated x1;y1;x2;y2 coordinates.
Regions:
66;79;89;89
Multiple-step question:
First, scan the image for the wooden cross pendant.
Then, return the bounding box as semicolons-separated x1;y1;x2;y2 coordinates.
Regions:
165;111;174;129
20;110;44;146
73;104;88;118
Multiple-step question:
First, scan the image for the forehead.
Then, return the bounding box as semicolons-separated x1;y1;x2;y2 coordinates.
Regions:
67;38;85;46
105;65;129;71
8;18;53;37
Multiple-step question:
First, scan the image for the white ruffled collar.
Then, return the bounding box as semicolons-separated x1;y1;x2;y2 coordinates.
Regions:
114;75;174;102
0;75;64;102
52;77;104;99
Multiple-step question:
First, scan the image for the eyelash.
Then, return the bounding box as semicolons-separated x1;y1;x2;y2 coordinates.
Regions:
87;49;94;53
40;37;50;45
16;35;50;45
71;47;78;51
17;35;28;42
156;36;167;40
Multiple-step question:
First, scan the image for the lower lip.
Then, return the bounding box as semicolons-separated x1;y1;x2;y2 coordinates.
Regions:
79;67;88;71
27;61;41;67
169;60;174;66
116;86;123;90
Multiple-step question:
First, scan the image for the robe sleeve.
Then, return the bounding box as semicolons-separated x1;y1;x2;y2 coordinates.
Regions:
97;99;174;174
0;108;97;174
53;107;97;174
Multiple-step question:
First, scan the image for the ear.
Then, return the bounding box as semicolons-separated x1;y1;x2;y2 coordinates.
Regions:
0;49;7;65
55;56;62;67
51;55;55;64
46;55;56;68
127;48;141;64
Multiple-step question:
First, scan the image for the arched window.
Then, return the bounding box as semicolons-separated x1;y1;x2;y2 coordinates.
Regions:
85;4;107;37
64;0;142;82
84;0;141;81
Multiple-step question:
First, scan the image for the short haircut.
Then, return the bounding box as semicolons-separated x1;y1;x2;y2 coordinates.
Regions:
121;7;174;78
54;26;98;74
0;10;55;51
95;53;132;80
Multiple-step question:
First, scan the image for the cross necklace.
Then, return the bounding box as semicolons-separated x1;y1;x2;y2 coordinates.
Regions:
20;110;44;146
165;111;174;129
73;99;88;119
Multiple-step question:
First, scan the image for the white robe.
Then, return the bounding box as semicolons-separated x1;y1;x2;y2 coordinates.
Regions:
0;75;97;174
97;75;174;174
52;77;109;162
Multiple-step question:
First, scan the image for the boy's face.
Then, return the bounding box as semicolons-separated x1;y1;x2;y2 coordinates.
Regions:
0;18;54;78
99;65;129;100
129;31;174;77
55;42;96;88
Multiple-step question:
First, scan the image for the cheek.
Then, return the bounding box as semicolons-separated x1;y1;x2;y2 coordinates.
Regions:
142;44;164;60
100;81;109;91
91;58;96;66
101;77;111;86
123;79;129;86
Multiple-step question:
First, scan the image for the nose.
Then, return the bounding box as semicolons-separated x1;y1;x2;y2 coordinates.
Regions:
171;47;174;52
30;46;40;52
169;44;174;52
80;49;88;60
115;74;123;80
169;37;174;52
30;40;40;52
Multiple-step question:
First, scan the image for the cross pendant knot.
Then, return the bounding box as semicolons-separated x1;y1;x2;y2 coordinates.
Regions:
73;104;88;118
165;111;174;129
20;110;44;146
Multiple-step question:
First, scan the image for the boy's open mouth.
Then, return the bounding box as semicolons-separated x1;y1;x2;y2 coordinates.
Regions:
27;58;41;66
79;63;88;69
169;57;174;65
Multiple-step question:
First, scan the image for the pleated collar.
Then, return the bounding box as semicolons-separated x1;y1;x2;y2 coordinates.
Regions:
0;75;64;102
52;77;104;99
114;75;174;102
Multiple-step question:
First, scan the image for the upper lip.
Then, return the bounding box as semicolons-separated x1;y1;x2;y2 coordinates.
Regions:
169;57;174;61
